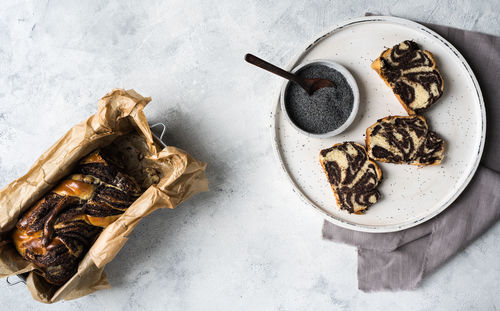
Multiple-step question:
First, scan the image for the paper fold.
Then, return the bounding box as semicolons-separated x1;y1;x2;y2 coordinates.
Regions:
0;89;208;303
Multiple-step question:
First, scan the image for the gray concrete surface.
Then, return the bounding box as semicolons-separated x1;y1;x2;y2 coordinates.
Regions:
0;0;499;310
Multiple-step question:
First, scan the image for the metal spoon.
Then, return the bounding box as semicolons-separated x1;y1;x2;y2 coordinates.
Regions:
245;53;335;95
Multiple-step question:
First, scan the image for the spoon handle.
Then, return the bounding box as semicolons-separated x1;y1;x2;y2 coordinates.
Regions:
245;54;304;86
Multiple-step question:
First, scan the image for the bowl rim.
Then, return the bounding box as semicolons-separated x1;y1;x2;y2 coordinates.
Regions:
279;59;360;138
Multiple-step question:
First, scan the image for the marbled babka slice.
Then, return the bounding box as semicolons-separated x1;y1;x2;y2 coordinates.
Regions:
371;40;444;114
12;150;141;285
319;142;383;214
366;115;445;166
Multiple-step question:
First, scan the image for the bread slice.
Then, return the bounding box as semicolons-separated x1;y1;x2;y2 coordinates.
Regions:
366;115;445;166
371;40;444;114
319;142;383;214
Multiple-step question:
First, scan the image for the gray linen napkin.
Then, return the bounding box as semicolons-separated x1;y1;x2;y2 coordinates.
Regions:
322;22;500;291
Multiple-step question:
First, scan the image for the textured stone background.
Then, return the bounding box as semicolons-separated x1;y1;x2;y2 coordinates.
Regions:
0;0;499;310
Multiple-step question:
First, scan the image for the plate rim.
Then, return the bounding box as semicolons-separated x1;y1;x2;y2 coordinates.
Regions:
270;15;486;233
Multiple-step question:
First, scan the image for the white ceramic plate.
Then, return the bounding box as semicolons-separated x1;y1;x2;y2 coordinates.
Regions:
271;16;486;232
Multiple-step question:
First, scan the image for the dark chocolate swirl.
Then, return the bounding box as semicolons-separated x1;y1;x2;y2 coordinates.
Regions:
12;150;141;285
320;142;383;214
374;40;444;114
366;115;445;166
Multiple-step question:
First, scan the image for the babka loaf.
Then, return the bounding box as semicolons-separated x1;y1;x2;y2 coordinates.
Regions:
366;115;445;166
319;142;383;214
371;40;444;114
12;150;142;285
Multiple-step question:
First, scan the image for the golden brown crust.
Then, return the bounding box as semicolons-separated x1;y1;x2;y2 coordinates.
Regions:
52;179;95;199
12;150;142;286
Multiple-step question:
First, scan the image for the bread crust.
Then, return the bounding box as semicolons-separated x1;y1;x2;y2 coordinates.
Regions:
13;150;142;285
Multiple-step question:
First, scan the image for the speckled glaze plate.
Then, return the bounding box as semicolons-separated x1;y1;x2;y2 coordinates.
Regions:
271;16;486;232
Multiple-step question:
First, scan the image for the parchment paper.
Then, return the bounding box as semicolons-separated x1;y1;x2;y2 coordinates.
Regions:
0;89;208;303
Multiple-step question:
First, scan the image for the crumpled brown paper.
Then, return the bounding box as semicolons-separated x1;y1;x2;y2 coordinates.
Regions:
0;89;208;303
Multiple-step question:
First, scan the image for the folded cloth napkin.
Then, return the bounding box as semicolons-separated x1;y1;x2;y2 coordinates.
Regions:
322;21;500;291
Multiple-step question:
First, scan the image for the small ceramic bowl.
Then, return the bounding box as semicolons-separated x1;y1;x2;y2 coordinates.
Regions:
280;59;360;138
